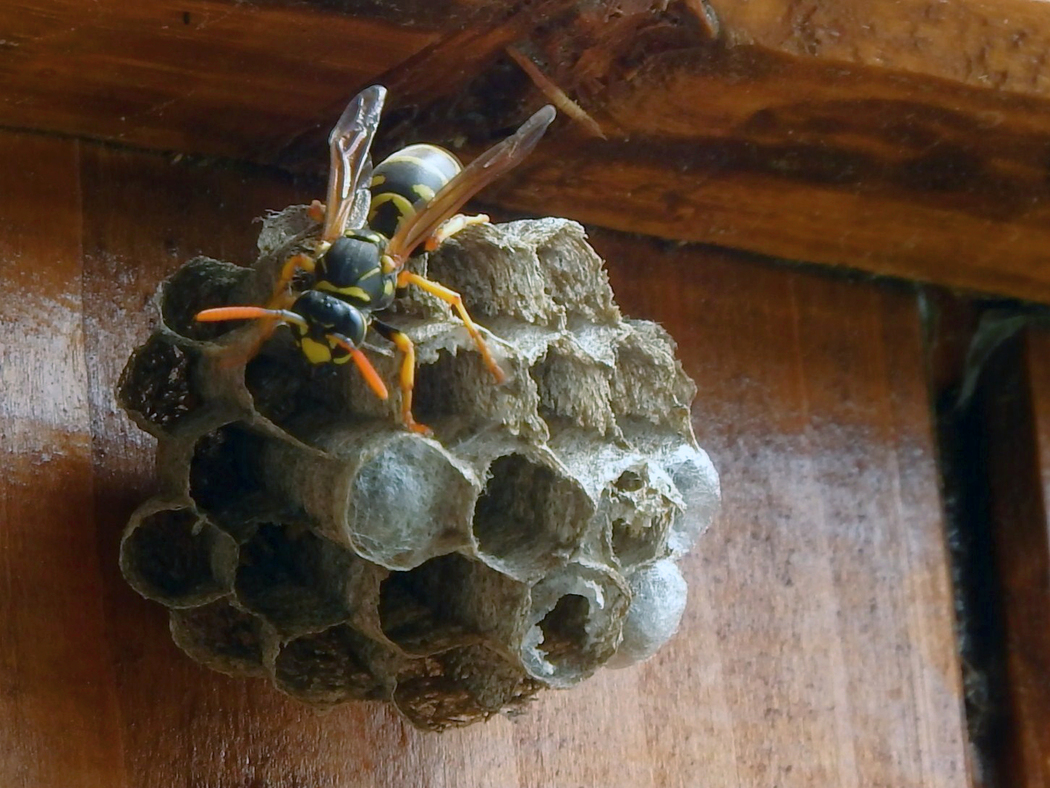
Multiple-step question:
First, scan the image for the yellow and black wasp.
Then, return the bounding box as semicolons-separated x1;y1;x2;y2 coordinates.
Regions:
196;86;556;433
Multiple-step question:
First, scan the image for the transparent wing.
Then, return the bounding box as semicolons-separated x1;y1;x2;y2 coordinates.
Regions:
345;157;374;232
323;85;386;242
385;104;556;262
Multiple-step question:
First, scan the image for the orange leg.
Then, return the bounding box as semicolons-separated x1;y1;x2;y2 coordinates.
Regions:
307;199;326;224
373;320;430;435
216;251;318;368
396;271;505;384
202;251;316;369
269;252;316;308
423;213;490;252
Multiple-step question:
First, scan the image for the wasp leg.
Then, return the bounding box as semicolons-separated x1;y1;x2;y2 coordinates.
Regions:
194;306;290;370
372;319;430;435
307;199;326;224
396;271;505;384
269;252;316;307
423;213;490;252
205;252;316;370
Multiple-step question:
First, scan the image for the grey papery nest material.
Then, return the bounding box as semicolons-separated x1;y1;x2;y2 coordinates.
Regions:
117;208;720;731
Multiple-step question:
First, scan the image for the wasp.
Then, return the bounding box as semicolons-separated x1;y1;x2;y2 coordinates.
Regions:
196;86;556;433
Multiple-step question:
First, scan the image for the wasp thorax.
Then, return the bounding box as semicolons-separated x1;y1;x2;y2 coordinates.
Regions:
316;234;395;310
291;290;367;365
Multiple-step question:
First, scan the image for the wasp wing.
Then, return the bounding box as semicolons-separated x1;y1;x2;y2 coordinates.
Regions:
385;104;556;263
323;85;386;242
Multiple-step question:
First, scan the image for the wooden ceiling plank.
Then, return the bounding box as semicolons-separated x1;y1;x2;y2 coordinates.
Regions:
0;0;440;157
474;40;1050;303
709;0;1050;98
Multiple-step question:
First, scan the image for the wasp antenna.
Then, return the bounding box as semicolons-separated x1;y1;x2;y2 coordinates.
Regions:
195;306;308;329
329;334;389;400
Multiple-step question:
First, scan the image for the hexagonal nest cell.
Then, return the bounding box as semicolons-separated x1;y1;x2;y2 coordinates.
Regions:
117;209;720;730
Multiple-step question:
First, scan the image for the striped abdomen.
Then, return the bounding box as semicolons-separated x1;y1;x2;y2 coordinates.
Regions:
368;143;462;239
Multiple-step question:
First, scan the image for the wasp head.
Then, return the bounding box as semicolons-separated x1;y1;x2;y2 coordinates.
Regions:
290;290;368;365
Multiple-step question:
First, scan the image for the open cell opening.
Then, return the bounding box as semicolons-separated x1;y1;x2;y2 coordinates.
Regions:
413;349;491;423
472;453;590;579
160;257;251;340
118;336;202;434
121;507;236;606
378;553;481;654
170;598;270;677
235;523;356;635
536;594;591;668
607;469;673;567
243;348;353;439
521;564;630;687
274;625;384;704
189;423;270;533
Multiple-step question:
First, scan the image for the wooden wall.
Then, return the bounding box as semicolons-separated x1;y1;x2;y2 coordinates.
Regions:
2;127;1012;787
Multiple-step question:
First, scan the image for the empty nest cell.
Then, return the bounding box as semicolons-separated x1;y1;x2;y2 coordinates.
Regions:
472;452;592;580
189;423;273;535
378;553;526;655
120;505;237;607
522;563;630;688
235;523;362;637
160;257;252;340
413;348;498;424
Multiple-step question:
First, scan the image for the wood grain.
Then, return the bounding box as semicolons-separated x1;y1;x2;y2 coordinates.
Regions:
479;39;1050;303
0;131;973;786
0;0;437;159
0;135;127;787
590;231;973;787
7;1;1050;305
709;0;1050;97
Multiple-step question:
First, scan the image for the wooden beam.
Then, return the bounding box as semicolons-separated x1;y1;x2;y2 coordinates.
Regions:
0;0;440;158
8;0;1050;301
274;0;581;169
709;0;1050;98
480;41;1050;303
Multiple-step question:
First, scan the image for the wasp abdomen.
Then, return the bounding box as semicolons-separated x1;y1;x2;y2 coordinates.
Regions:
368;144;462;238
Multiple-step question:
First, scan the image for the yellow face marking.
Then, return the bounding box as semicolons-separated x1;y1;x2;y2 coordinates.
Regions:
412;183;436;201
300;337;332;364
326;336;353;365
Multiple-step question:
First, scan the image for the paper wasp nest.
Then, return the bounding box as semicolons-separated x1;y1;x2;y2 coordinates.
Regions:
117;208;720;730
